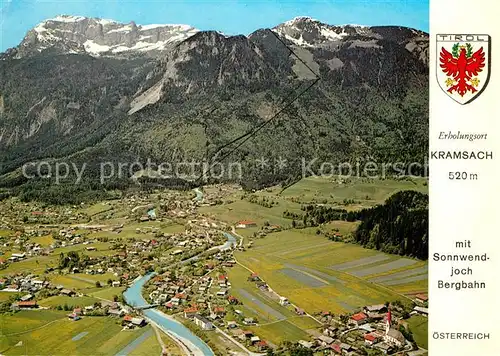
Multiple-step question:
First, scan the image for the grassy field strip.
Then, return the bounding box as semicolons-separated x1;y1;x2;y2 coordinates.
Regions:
248;320;310;344
237;289;286;320
392;281;428;294
368;266;429;283
359;261;427;278
0;229;12;237
257;315;317;327
330;254;390;271
115;329;153;356
89;287;125;301
284;263;344;284
39;296;100;308
383;274;428;286
72;332;89;341
280;177;427;205
293;244;381;267
349;258;418;277
2;255;58;275
407;315;428;349
277;243;347;261
0;318;63;337
250;238;317;253
233;260;323;325
83;203;113;217
68;275;101;284
279;269;328;288
0;292;15;302
30;235;55;247
272;241;335;257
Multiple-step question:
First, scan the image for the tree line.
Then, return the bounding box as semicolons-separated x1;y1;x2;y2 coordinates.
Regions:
299;190;428;260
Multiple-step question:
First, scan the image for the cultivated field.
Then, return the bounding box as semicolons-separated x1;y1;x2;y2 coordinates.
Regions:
225;264;320;345
200;177;427;233
0;312;158;355
281;176;428;207
234;227;428;315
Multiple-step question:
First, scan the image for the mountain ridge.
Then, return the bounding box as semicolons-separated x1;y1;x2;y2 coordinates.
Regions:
0;15;429;203
2;15;428;61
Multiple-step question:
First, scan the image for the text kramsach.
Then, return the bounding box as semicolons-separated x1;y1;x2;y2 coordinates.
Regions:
430;151;493;160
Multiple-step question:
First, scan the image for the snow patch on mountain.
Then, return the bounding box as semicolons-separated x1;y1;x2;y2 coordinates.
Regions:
107;25;133;34
50;15;86;23
13;16;200;58
83;40;111;54
319;27;347;41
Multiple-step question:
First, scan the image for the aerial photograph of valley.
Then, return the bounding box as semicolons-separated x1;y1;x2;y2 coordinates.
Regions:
0;1;429;355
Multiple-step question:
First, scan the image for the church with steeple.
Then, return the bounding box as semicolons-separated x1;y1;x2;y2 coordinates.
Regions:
383;308;406;347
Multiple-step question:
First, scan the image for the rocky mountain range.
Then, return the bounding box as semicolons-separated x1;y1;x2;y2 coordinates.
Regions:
2;15;199;59
0;15;429;203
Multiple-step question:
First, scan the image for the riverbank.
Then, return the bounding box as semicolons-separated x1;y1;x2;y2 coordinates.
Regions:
146;310;205;356
123;273;215;356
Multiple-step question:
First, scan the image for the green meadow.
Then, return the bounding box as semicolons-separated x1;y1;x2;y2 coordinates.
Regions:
38;296;100;309
234;226;427;314
201;177;427;228
407;315;429;349
0;312;154;356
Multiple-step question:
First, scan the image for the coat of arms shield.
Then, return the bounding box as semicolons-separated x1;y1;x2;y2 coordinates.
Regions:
436;34;491;104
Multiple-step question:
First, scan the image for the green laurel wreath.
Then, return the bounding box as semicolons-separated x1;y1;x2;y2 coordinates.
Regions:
466;43;473;57
452;43;473;58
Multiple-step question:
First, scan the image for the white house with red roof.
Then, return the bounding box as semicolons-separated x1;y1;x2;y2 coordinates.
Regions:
350;312;368;326
364;331;384;345
415;293;428;304
236;220;257;228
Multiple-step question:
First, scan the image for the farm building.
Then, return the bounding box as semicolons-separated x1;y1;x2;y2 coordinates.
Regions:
413;306;429;316
236;220;257;228
11;252;27;260
415;293;428;304
131;317;147;327
16;301;38;309
20;294;33;301
108;308;125;317
60;289;75;296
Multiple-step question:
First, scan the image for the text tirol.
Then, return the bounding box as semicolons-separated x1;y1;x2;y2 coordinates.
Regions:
437;34;489;42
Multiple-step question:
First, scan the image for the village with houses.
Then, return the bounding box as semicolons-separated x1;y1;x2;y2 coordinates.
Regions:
0;181;429;356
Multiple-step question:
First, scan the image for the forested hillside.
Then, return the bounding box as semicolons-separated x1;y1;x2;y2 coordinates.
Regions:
0;17;429;203
300;190;428;259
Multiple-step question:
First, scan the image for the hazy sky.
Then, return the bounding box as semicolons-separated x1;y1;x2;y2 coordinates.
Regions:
0;0;429;51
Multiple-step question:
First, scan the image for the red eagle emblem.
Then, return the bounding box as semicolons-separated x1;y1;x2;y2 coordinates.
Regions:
439;43;485;97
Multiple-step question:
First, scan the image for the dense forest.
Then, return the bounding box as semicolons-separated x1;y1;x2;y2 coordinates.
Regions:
300;190;428;259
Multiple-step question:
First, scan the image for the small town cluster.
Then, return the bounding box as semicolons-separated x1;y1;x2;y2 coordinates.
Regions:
0;183;429;355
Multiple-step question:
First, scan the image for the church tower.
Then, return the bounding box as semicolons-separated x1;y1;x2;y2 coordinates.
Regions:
385;307;391;335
